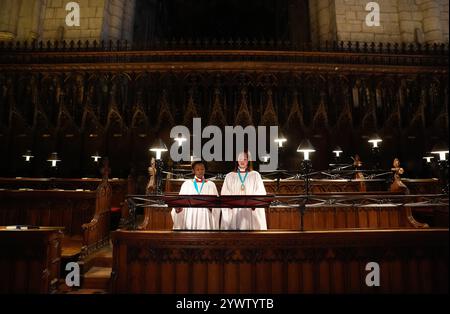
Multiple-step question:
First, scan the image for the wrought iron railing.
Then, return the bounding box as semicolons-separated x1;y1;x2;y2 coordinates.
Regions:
0;40;448;67
124;193;449;230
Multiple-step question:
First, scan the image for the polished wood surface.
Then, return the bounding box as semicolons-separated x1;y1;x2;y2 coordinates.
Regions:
111;229;448;294
0;177;127;209
0;178;112;258
0;227;63;293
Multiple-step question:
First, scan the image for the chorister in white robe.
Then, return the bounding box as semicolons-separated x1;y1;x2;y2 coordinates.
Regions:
220;171;267;230
171;179;220;230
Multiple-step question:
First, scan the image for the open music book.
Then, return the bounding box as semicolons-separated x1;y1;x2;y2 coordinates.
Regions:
5;225;40;230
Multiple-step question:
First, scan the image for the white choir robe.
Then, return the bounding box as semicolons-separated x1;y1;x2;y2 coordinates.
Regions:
171;180;220;230
220;171;267;230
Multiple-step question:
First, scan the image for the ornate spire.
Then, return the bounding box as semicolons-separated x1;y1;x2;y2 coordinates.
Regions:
183;88;199;126
131;90;149;130
208;88;227;127
285;90;305;132
260;89;278;125
361;87;377;133
312;92;329;130
235;88;253;126
336;94;353;131
156;89;175;131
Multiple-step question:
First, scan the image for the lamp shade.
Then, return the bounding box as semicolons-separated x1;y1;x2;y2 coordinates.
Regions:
332;146;343;157
431;142;449;161
47;152;61;167
22;150;34;162
91;152;101;162
368;134;382;148
297;139;315;160
150;138;168;159
274;132;287;148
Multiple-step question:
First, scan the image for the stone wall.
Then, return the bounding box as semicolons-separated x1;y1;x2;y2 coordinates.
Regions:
0;0;448;44
441;0;449;41
101;0;135;41
310;0;338;46
328;0;449;44
41;0;106;42
0;0;135;42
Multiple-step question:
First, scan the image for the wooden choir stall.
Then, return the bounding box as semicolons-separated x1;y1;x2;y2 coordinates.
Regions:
112;189;449;294
0;176;113;265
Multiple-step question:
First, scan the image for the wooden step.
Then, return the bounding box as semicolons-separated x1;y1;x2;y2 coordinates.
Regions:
82;267;111;290
82;245;113;271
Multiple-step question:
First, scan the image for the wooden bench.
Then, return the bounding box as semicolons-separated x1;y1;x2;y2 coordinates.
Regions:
0;177;111;260
0;177;127;209
0;227;63;293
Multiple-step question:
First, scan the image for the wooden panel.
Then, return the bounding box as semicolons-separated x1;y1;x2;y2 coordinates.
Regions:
301;262;314;293
271;261;283;293
255;262;271;294
128;261;142;293
223;263;238;294
379;260;391;293
419;258;433;293
238;263;252;293
405;259;419;293
367;209;379;228
175;263;189;293
0;227;63;293
192;262;207;293
207;263;221;294
160;263;175;294
286;263;300;293
318;260;330;293
348;260;361;293
332;260;345;293
144;261;159;293
111;229;449;294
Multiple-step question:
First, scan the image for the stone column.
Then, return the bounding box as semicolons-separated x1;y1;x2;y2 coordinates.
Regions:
0;0;21;40
420;0;444;43
121;0;136;42
16;0;44;41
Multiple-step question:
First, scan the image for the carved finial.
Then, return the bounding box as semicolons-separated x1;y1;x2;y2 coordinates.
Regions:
146;157;156;194
101;157;111;180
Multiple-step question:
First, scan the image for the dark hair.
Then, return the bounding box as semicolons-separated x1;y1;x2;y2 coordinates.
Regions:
234;152;253;172
191;160;206;170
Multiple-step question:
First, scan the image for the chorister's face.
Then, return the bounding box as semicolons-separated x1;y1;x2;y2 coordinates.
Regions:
193;163;205;178
238;153;248;169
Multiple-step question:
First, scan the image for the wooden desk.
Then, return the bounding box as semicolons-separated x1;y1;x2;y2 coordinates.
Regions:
111;229;449;294
0;177;127;209
0;227;63;293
